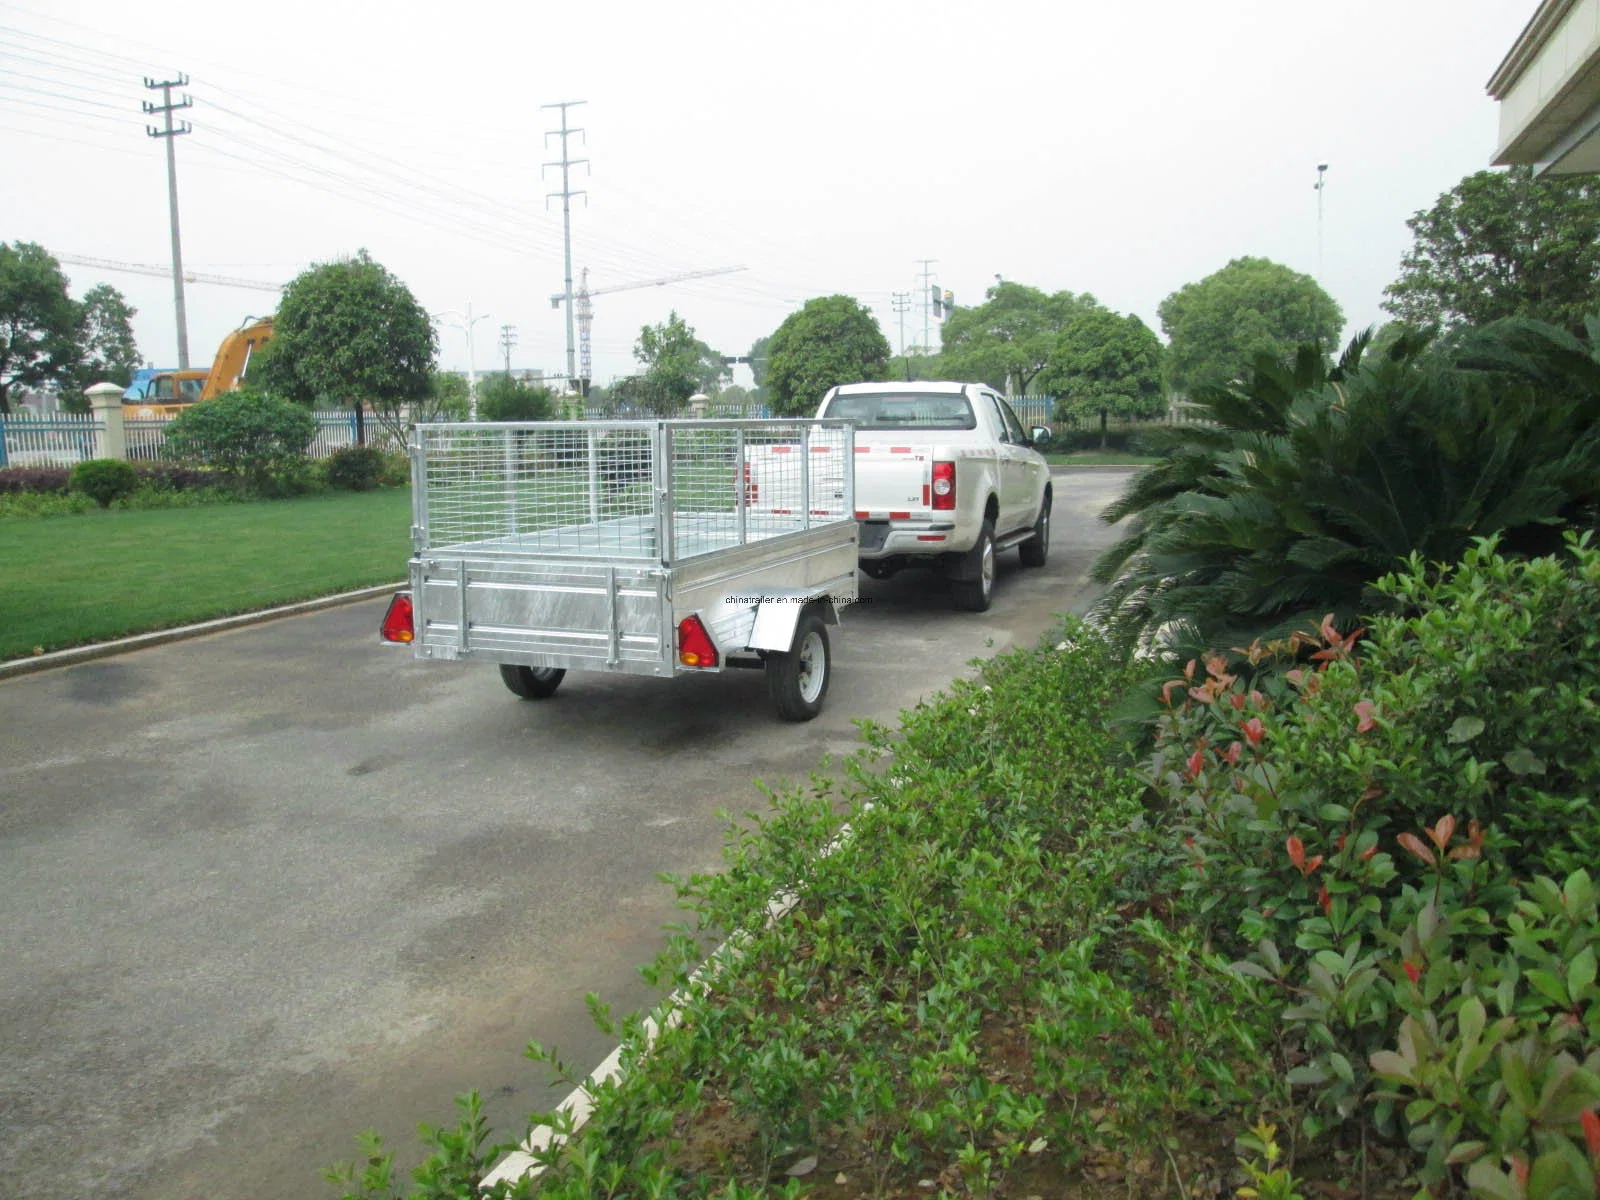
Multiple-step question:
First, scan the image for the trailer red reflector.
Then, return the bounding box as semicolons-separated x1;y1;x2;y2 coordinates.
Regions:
677;614;719;668
855;446;870;453
770;445;792;453
890;446;912;454
379;593;414;643
854;511;870;519
931;461;956;511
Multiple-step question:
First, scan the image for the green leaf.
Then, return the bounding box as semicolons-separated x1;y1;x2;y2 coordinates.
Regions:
1286;1065;1328;1086
1526;967;1570;1007
1369;1050;1414;1082
1465;1160;1520;1200
1568;945;1596;997
1447;715;1485;743
1502;746;1547;776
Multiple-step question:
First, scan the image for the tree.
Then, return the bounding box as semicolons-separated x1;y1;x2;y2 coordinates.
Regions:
0;241;80;414
938;282;1097;395
886;352;946;382
59;284;140;411
255;249;435;443
1383;166;1600;334
476;373;554;421
1090;318;1600;653
616;311;726;416
1158;256;1342;395
766;295;891;416
1043;309;1165;424
747;335;771;388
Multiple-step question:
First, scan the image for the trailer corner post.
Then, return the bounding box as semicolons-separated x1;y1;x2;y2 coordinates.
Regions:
657;423;675;564
409;431;428;553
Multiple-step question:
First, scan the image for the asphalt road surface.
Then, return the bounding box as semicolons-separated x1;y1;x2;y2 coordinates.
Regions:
0;468;1133;1200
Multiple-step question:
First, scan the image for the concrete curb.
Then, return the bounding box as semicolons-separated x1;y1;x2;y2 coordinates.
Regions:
0;582;404;682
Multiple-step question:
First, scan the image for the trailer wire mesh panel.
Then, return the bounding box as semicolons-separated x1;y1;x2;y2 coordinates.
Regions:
413;420;853;563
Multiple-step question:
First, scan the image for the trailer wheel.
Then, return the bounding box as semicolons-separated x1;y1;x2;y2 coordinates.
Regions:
499;664;566;700
951;520;996;612
766;606;830;722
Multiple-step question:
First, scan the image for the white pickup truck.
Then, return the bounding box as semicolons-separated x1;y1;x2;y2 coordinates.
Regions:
812;381;1053;611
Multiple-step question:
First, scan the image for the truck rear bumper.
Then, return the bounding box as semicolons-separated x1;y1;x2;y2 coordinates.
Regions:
856;518;962;559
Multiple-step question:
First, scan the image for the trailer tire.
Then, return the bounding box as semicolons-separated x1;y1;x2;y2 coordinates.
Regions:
1019;491;1050;568
499;664;566;700
950;520;996;612
766;606;830;722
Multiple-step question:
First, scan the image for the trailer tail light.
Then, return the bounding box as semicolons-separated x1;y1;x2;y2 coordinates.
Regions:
677;614;719;668
379;593;415;643
743;462;758;504
931;461;956;511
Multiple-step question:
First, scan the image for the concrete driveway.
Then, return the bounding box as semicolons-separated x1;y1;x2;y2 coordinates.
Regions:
0;468;1133;1200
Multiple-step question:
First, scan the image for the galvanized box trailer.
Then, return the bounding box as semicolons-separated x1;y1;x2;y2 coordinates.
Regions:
382;418;857;721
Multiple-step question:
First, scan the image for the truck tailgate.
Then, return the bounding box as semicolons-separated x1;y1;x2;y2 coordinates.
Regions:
852;444;932;515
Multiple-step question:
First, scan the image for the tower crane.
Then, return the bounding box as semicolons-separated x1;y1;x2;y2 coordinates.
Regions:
551;265;747;390
54;253;284;293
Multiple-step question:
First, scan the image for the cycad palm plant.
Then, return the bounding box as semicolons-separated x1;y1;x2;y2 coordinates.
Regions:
1091;318;1600;653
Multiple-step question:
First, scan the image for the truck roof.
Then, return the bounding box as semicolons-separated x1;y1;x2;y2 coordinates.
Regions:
832;380;971;395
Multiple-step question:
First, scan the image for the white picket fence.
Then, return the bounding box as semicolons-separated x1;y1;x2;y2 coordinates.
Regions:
0;410;361;469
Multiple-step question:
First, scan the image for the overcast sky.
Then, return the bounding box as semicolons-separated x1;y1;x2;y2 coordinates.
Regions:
1;0;1536;391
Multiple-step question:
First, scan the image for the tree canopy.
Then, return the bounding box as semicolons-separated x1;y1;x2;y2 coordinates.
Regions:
1042;309;1165;422
938;282;1097;395
0;241;82;414
765;295;891;416
58;284;140;410
476;372;555;421
255;249;435;440
1158;256;1342;395
1383;166;1600;334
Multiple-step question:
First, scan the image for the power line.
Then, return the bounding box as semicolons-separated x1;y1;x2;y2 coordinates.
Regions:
144;73;192;368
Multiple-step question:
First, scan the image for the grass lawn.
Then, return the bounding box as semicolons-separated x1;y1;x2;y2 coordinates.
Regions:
1046;450;1161;466
0;489;412;661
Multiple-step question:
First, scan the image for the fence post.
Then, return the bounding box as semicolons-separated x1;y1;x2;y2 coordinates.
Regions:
86;383;127;460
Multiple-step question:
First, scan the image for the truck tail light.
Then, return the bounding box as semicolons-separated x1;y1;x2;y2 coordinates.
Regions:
931;461;956;511
380;593;414;643
677;614;719;668
743;462;758;504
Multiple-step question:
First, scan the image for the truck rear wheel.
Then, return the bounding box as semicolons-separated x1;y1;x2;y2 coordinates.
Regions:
766;607;830;722
951;520;996;612
1019;492;1050;568
499;664;566;700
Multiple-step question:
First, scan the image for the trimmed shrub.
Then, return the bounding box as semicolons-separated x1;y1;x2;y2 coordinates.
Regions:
163;389;318;494
69;458;140;507
324;446;385;491
0;467;71;495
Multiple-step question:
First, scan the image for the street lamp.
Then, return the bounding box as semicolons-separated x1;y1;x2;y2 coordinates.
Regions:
1313;164;1329;352
433;302;492;420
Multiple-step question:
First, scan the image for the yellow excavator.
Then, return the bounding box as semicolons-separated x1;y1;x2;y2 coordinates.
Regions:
124;317;275;418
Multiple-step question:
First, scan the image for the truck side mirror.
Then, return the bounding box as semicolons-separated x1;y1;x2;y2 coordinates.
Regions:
1029;426;1052;450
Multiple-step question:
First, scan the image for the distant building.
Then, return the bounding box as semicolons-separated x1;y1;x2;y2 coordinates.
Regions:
1489;0;1600;174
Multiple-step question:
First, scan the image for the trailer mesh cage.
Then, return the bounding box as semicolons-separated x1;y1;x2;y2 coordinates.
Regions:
411;419;854;562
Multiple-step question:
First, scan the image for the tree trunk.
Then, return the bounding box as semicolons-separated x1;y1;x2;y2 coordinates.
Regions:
1099;406;1108;450
354;399;366;447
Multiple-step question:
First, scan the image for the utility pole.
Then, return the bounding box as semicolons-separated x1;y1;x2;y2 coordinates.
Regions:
542;100;588;393
499;324;518;376
144;75;193;369
917;259;938;356
1313;163;1328;352
891;291;911;363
